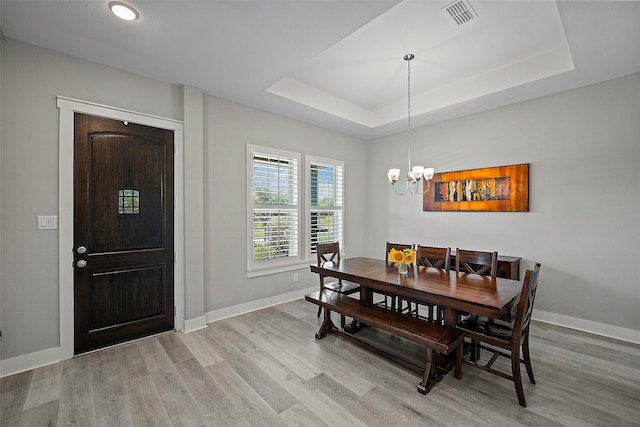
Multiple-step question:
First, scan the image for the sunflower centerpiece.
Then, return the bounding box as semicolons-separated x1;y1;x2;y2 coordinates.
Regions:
388;247;416;276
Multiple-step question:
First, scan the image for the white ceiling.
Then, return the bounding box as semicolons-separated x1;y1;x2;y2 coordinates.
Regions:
2;1;640;140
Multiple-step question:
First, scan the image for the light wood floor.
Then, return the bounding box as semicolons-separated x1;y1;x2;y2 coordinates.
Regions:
2;298;640;426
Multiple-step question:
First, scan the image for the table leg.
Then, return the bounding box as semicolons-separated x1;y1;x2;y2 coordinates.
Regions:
343;319;362;334
362;285;373;304
344;283;370;333
443;306;458;327
437;306;467;378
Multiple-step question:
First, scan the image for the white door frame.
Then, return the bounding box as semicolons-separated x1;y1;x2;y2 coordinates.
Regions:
57;96;185;360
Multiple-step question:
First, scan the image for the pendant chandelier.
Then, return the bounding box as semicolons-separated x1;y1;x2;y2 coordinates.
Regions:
387;54;434;195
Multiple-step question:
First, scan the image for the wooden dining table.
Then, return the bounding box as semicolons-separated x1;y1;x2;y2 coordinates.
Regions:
310;257;523;328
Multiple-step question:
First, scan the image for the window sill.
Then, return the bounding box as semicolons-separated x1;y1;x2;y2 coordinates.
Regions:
246;260;312;278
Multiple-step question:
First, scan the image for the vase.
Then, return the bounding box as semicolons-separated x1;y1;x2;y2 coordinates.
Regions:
397;262;409;276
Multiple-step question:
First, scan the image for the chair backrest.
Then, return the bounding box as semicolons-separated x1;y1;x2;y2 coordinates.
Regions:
416;245;451;270
317;242;341;266
455;248;498;278
512;263;541;343
385;242;414;263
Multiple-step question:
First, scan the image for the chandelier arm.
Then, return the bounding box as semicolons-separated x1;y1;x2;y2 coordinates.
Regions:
409;179;421;195
391;177;432;196
418;180;432;195
392;180;409;195
396;178;432;195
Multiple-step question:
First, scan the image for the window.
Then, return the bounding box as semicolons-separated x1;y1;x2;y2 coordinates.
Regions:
118;189;140;214
247;145;300;272
307;156;343;254
247;147;345;276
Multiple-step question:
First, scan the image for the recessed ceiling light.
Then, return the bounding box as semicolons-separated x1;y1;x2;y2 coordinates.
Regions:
109;1;139;21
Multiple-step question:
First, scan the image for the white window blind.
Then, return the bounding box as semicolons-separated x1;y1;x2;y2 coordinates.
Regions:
248;146;300;269
308;156;344;254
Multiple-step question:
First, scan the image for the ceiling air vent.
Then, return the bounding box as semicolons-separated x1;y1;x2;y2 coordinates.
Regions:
442;0;478;26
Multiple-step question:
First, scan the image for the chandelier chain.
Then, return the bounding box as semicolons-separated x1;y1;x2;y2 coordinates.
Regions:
407;54;412;173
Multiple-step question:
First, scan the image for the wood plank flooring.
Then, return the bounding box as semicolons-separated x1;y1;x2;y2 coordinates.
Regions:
2;298;639;426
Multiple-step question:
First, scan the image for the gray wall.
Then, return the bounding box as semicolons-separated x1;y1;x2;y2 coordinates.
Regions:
366;72;640;332
0;39;370;362
0;39;183;360
0;9;3;355
203;96;369;312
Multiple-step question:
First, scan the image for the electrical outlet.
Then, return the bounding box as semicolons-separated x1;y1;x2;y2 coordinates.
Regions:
293;273;299;282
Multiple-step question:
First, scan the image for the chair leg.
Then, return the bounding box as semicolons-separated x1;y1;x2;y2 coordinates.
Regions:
470;340;478;362
317;286;324;317
454;343;462;380
431;304;439;323
522;333;536;384
398;298;406;313
512;349;527;407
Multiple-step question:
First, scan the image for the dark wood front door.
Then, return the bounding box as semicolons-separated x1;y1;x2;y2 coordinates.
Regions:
73;113;174;354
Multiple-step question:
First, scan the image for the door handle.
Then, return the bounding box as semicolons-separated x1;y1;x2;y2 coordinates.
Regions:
76;260;87;268
77;246;87;254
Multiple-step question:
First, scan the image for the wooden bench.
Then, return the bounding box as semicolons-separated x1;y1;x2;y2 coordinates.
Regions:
305;290;465;395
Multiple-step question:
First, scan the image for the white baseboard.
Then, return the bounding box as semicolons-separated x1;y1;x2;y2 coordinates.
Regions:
532;309;640;345
205;286;316;324
4;301;637;377
0;347;61;378
0;288;315;377
183;315;208;333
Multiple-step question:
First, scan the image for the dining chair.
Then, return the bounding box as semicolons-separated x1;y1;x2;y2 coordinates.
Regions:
457;263;541;407
315;242;360;324
400;245;451;322
455;248;498;278
380;242;414;311
455;248;498;324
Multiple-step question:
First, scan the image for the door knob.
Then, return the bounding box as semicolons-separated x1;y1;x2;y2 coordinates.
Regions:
76;260;87;268
77;246;87;254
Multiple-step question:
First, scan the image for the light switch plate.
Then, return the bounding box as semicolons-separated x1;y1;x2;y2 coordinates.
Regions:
38;215;58;230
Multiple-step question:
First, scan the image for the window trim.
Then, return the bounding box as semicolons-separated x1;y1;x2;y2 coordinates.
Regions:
247;145;302;275
306;155;345;259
